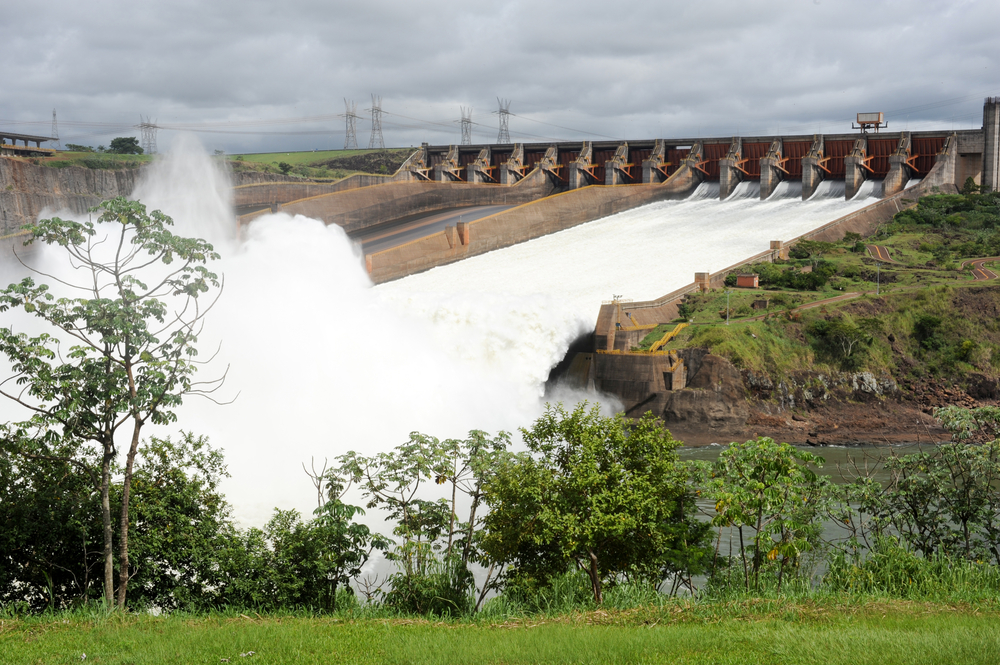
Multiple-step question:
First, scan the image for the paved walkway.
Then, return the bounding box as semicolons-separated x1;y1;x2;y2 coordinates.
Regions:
866;244;901;263
959;256;1000;281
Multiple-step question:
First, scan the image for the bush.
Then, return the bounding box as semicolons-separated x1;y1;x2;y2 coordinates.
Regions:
380;558;475;616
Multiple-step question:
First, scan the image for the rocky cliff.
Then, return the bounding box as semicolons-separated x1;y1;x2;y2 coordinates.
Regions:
0;157;146;235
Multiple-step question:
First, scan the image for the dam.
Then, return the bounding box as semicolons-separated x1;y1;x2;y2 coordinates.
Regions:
1;100;998;523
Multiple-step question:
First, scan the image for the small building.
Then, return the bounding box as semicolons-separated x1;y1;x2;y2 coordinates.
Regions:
752;299;770;311
736;274;759;288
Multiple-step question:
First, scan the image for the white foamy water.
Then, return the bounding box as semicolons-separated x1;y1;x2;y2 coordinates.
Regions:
378;179;879;349
1;138;881;526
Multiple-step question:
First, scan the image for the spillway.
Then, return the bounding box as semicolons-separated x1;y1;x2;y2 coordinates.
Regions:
0;139;883;526
377;180;879;356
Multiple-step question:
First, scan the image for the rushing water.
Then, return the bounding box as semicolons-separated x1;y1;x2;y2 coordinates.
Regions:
1;138;884;525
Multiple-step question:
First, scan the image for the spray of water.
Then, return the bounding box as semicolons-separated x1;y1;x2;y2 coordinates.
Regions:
1;136;881;526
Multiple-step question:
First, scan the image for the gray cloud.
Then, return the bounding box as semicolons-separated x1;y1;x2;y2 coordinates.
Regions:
3;0;997;152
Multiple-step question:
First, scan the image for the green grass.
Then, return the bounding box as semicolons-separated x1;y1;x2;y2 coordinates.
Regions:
230;149;377;165
4;602;1000;664
36;152;152;170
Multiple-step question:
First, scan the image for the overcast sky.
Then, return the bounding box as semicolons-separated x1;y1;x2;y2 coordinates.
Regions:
2;0;998;153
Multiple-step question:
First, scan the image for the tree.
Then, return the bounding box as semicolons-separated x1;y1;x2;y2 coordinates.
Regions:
0;197;222;609
337;430;506;615
107;137;143;155
64;143;95;153
278;162;292;174
481;404;710;604
708;437;828;592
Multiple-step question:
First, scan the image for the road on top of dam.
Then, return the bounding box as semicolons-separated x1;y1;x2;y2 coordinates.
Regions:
351;205;513;254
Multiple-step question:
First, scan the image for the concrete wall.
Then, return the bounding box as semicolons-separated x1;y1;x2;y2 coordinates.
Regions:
365;164;703;283
278;166;561;235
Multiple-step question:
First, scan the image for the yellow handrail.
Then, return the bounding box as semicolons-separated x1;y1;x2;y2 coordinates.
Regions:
649;323;688;353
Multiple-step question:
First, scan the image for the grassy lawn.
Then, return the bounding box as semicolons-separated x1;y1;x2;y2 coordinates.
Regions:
4;601;1000;664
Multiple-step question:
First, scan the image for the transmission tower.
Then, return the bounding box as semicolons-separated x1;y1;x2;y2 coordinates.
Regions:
495;98;511;144
51;109;61;149
460;106;472;145
138;115;158;155
343;99;359;149
367;94;384;149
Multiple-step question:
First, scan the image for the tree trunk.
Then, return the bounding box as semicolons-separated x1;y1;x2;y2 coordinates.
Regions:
100;442;114;607
587;549;603;605
116;418;142;609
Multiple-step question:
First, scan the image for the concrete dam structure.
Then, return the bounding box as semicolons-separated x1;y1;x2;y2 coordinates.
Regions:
233;100;1000;285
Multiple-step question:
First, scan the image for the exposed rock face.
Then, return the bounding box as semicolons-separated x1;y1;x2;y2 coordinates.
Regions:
743;369;899;410
0;157;146;235
661;354;749;439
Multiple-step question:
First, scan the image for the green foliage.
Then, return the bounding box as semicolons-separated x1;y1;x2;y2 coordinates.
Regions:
278;161;293;174
63;143;95;153
338;429;510;615
706;437;828;593
0;197;221;608
913;313;944;350
807;316;878;370
481;404;710;604
107;137;143;155
825;537;1000;599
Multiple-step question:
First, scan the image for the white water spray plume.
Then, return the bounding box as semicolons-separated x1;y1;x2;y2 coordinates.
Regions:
1;136;878;526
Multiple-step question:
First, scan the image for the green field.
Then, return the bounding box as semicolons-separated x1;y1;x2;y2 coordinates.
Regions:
230;149;377;165
3;601;999;665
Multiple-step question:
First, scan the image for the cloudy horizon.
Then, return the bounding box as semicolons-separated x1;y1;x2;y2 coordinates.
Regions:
3;0;998;154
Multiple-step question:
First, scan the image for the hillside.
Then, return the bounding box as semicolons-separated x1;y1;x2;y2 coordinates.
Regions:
614;188;1000;444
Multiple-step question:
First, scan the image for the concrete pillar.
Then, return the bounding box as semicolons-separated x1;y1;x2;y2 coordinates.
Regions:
500;144;524;185
759;139;784;200
605;142;630;185
569;141;596;189
770;240;788;260
457;221;470;246
801;135;825;200
466;146;493;183
844;137;868;200
718;138;743;200
445;225;457;248
883;133;912;197
695;272;711;292
983;97;1000;193
642;139;667;184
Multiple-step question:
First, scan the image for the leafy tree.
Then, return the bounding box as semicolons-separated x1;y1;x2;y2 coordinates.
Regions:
123;433;235;610
708;437;828;592
481;404;710;604
278;162;292;174
0;197;222;608
107;137;143;155
338;430;507;614
64;143;95;153
807;316;876;369
0;444;102;611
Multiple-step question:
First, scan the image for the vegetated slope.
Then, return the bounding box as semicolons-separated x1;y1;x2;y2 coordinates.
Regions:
312;148;411;174
650;188;1000;443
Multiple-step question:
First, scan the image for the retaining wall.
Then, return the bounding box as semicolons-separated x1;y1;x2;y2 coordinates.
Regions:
366;164;703;283
278;166;562;235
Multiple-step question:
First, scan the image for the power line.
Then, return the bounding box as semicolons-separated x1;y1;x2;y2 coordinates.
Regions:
344;99;359;149
368;94;384;150
460;107;472;145
495;98;511;144
138;115;157;155
51;109;60;149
